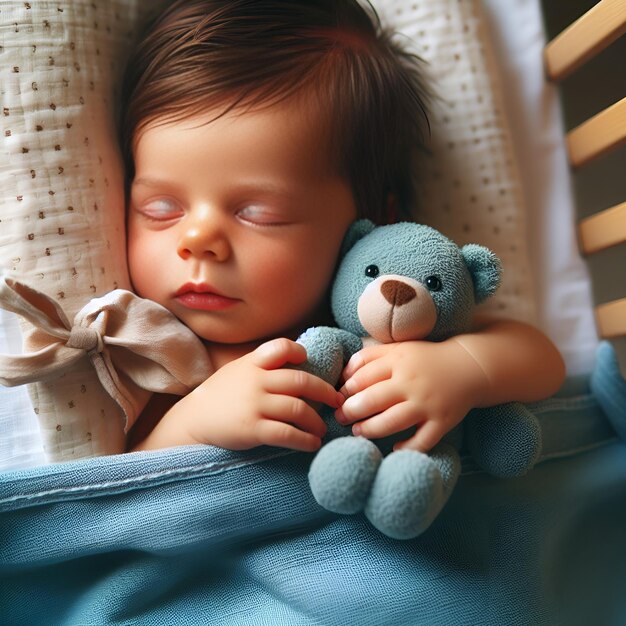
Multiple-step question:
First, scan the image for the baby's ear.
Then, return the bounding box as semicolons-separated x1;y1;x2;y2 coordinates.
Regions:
461;244;502;303
340;219;376;257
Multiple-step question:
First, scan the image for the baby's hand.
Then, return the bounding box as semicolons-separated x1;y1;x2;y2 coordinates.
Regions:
139;338;343;453
335;339;489;452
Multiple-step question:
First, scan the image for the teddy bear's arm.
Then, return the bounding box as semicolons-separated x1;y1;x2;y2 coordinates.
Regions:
296;326;363;386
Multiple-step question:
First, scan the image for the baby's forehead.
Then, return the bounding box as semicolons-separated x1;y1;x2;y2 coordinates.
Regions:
134;95;340;175
130;97;347;199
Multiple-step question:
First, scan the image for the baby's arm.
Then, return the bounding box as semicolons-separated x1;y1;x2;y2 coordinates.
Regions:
335;318;565;452
133;338;343;453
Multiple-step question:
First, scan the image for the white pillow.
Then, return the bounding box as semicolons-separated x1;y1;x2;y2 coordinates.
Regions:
0;308;45;470
376;0;538;324
0;1;165;463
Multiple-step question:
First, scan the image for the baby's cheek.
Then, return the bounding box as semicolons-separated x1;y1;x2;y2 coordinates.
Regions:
127;236;144;286
127;233;164;302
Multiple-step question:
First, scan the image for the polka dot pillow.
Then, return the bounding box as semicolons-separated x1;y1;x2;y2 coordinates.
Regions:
0;1;167;462
376;0;537;323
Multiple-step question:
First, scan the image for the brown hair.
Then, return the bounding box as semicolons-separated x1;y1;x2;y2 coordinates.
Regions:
119;0;429;224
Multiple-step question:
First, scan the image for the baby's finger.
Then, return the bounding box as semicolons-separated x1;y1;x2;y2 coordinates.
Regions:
265;369;344;408
254;419;322;452
335;379;401;425
342;343;392;380
261;395;328;439
350;402;416;439
393;421;443;453
250;338;307;369
339;359;392;399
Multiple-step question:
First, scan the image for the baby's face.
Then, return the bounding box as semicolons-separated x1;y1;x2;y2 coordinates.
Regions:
127;100;357;345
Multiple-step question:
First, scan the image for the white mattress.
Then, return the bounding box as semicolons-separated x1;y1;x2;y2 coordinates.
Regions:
480;0;598;375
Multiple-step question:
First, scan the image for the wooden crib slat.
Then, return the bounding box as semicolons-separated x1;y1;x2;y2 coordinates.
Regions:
566;97;626;168
544;0;626;81
596;298;626;338
579;202;626;254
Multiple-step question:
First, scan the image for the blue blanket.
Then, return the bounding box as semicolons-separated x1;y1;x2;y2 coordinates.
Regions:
2;347;626;625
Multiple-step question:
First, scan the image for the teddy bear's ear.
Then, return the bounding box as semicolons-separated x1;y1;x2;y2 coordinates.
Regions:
461;244;502;303
340;219;376;257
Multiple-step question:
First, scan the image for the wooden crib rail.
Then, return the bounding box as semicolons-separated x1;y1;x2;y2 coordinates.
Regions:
545;0;626;342
578;202;626;254
566;97;626;168
596;298;626;338
544;0;626;81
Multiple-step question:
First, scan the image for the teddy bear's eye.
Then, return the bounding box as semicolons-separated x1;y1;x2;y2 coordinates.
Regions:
425;276;442;291
365;265;380;278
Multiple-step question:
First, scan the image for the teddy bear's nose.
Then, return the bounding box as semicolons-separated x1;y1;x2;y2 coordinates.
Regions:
381;280;416;306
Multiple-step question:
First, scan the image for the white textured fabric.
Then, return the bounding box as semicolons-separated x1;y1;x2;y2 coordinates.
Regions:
0;1;164;464
376;0;537;324
0;308;46;469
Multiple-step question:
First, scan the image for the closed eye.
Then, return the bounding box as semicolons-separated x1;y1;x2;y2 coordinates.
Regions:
136;198;183;221
236;204;289;226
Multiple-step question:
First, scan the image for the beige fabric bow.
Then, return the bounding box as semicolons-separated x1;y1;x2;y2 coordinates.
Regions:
0;275;213;430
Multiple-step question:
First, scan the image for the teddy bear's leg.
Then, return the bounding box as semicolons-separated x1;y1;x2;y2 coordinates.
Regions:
363;443;461;540
309;436;383;514
465;403;542;478
591;341;626;441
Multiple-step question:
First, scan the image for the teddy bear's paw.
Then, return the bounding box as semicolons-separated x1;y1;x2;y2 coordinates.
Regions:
466;402;542;477
309;437;382;514
591;341;626;441
363;450;445;540
295;328;345;385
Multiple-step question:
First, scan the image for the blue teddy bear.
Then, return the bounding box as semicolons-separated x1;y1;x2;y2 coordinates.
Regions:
297;220;543;539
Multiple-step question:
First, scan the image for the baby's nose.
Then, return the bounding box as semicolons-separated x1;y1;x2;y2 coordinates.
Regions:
177;221;230;261
381;280;416;306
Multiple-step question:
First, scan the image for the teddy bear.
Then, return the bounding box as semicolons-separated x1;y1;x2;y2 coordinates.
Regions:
297;219;542;540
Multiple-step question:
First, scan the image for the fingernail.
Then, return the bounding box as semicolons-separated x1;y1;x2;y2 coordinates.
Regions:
352;423;361;436
335;408;346;424
336;392;345;406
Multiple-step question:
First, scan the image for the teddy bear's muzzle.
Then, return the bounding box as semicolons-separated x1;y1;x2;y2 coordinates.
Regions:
357;274;437;343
